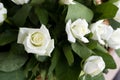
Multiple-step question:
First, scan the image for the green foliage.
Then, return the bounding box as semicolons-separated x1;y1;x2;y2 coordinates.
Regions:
66;2;93;22
35;7;49;25
29;11;39;25
31;0;45;5
0;43;28;72
35;55;48;62
94;2;118;20
63;45;74;66
0;0;120;80
55;54;81;80
109;19;120;29
0;30;17;46
48;48;60;76
0;69;26;80
108;0;118;3
86;39;98;49
93;44;116;69
71;42;92;59
12;4;32;26
24;56;38;79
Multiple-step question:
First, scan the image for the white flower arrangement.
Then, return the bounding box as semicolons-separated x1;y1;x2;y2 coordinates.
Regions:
0;0;120;80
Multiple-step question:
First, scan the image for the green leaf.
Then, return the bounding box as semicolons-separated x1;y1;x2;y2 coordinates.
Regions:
63;45;74;66
71;42;92;59
29;11;39;25
86;40;97;49
31;0;45;5
55;54;81;80
0;69;26;80
35;55;48;62
24;56;38;78
115;49;120;57
109;19;120;29
10;43;26;55
79;74;105;80
35;7;48;25
48;48;60;76
66;2;93;22
0;44;28;72
12;4;32;26
0;30;17;46
95;44;108;53
108;0;118;3
93;44;116;69
94;2;118;20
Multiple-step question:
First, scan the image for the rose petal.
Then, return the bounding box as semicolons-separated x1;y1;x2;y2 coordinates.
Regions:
101;25;113;41
84;62;101;77
45;39;54;56
80;37;89;43
107;28;120;49
66;19;76;43
40;24;51;40
71;19;88;29
96;31;105;45
17;28;30;43
59;0;75;5
11;0;29;5
0;3;7;23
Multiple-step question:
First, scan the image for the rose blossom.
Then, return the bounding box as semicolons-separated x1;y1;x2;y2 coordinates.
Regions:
83;56;105;77
0;3;7;24
17;24;54;56
59;0;75;5
107;28;120;49
65;19;90;43
11;0;29;5
90;20;113;45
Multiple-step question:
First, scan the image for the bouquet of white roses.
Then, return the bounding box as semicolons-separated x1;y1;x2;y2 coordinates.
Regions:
0;0;120;80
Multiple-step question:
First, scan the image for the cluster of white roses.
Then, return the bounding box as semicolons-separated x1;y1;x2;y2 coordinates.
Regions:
65;19;106;77
63;0;120;77
90;20;120;49
65;17;120;76
1;0;120;78
66;18;120;49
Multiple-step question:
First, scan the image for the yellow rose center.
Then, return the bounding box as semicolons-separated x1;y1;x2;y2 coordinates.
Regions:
30;32;44;46
72;25;86;35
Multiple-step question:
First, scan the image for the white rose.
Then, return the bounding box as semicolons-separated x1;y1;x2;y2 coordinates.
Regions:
11;0;29;5
107;28;120;49
90;20;113;45
113;1;120;23
66;19;90;43
83;56;105;77
17;25;54;56
0;3;7;24
59;0;75;5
